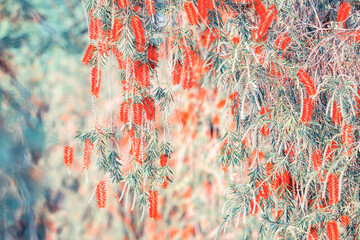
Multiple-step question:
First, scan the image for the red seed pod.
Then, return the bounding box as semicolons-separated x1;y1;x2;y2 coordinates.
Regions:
160;154;168;167
301;98;313;124
96;180;107;208
326;221;339;240
134;61;150;88
133;102;143;126
64;145;74;170
117;0;128;8
337;2;351;28
131;15;146;52
112;47;125;70
309;228;318;240
91;67;102;98
111;18;123;42
342;124;353;156
145;0;156;15
311;149;322;171
82;139;94;172
184;1;199;25
143;96;155;120
119;102;130;123
82;44;96;65
298;69;317;96
172;61;183;85
328;173;339;205
148;45;158;69
332;101;342;125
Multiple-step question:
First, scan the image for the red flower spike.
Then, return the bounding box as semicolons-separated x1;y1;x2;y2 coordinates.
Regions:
266;162;273;176
274;33;291;51
91;67;102;98
143;96;155;120
249;196;260;215
89;11;99;40
134;61;150;88
133;103;143;126
301;98;313;124
96;180;107;208
281;169;291;188
64;145;74;170
342;124;353;156
145;0;156;16
184;1;199;25
112;47;125;70
111;18;123;42
229;92;240;116
160;154;168;167
173;61;183;85
309;228;318;240
198;0;213;20
117;0;128;9
119;102;130;123
355;86;360;117
82;139;94;172
340;215;350;227
253;0;267;19
260;106;271;137
148;45;158;69
182;67;194;90
131;15;146;52
311;149;322;171
298;69;317;96
326;221;339;240
328;173;339;205
148;190;159;220
337;2;351;28
275;209;283;221
324;140;337;162
82;44;96;65
257;10;276;40
332;101;342;125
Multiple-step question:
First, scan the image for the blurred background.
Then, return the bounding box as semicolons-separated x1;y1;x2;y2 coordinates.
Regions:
0;0;258;239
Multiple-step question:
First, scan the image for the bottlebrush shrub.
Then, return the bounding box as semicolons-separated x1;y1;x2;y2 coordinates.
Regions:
67;0;360;238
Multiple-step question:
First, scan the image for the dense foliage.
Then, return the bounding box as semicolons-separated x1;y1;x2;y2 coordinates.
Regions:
70;0;360;239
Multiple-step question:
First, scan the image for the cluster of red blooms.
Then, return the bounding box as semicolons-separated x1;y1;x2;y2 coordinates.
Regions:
82;138;94;172
148;190;158;220
63;145;74;171
96;180;107;208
